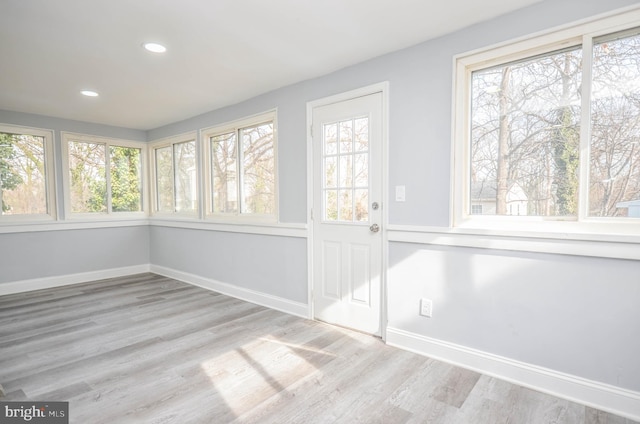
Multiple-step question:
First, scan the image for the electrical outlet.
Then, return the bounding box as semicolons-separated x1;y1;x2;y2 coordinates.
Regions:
420;298;433;318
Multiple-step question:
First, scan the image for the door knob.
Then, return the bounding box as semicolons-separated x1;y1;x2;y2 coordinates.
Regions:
369;223;380;233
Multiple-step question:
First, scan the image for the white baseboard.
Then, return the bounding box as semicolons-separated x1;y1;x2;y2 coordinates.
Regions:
0;264;152;296
386;327;640;422
6;266;634;420
150;265;309;318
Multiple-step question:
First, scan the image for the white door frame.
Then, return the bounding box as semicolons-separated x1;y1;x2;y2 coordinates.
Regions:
306;82;389;340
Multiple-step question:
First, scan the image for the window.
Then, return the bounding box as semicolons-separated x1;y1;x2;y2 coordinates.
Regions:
203;112;277;220
322;117;369;222
590;30;640;217
0;124;55;220
151;134;198;215
454;10;640;234
471;205;483;215
63;133;144;217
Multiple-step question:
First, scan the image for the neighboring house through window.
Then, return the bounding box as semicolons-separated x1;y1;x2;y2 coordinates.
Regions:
454;9;640;234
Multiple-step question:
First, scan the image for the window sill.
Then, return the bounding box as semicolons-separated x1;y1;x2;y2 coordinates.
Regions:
387;224;640;260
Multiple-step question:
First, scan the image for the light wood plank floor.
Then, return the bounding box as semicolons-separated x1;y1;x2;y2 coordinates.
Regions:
0;273;636;424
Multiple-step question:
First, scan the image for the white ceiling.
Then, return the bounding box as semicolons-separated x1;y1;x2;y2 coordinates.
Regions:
0;0;541;131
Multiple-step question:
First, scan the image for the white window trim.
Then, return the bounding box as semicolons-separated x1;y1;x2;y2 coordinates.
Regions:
148;131;199;219
61;132;147;221
0;123;57;224
201;110;278;224
452;6;640;240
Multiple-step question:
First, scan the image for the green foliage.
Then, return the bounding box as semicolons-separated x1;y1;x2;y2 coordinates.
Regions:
553;107;580;216
110;146;141;212
69;143;141;213
0;133;24;212
69;142;106;213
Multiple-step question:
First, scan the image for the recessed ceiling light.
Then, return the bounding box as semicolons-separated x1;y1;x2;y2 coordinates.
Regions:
143;42;167;53
81;90;99;97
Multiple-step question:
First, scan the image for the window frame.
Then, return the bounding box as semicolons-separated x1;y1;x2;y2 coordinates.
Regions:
201;110;278;223
0;124;57;224
148;132;199;219
452;7;640;238
61;132;147;220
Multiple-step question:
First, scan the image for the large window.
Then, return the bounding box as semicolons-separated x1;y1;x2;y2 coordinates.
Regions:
203;112;277;220
0;125;55;220
454;10;640;234
63;133;144;217
151;134;198;215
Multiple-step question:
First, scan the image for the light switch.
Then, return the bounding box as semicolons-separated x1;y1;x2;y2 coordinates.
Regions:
395;185;406;202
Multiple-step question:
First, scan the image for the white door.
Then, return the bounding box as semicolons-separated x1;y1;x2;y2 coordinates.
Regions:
312;92;383;335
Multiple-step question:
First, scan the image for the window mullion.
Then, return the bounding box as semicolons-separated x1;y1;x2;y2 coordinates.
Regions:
237;128;245;215
105;143;112;214
172;143;178;213
578;34;594;222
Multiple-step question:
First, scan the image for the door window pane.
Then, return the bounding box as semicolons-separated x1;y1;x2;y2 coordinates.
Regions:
354;154;368;187
339;189;353;221
323;117;370;222
354;118;369;152
355;189;369;222
339;156;353;187
324;123;338;155
340;120;353;153
324;157;337;188
325;190;337;221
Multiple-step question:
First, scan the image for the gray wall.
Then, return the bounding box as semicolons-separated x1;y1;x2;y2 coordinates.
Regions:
388;243;640;391
1;0;638;395
146;0;640;393
0;109;146;220
0;111;149;285
149;226;307;303
0;226;149;284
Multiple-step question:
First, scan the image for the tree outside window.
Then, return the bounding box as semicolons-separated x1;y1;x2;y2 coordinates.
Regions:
152;139;197;214
206;113;277;219
67;137;143;215
468;28;640;220
0;131;49;216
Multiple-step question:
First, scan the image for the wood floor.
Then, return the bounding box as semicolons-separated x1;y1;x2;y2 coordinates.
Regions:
0;273;636;424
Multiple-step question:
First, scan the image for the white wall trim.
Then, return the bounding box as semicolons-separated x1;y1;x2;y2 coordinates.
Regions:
386;327;640;422
0;218;307;237
0;219;149;235
3;263;637;420
149;219;307;238
387;225;640;260
150;265;309;318
0;264;151;296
